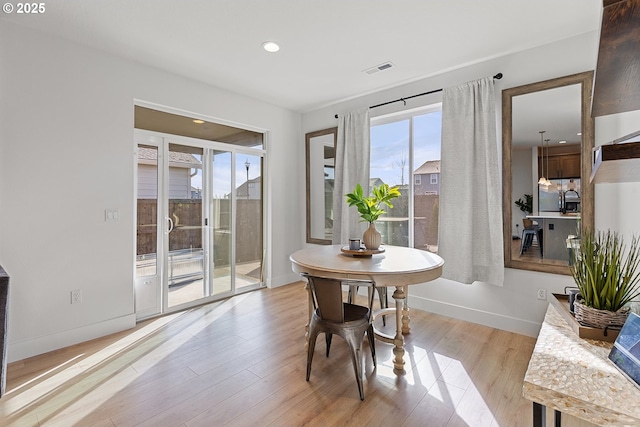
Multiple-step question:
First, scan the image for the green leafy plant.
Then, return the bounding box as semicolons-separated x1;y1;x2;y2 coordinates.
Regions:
515;194;533;215
570;229;640;311
345;183;401;223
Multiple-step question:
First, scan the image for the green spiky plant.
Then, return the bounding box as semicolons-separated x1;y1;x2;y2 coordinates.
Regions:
570;229;640;312
345;183;401;223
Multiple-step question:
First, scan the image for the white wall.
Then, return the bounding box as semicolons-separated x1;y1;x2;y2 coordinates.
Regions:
302;32;600;337
512;149;534;236
594;110;640;236
0;22;302;361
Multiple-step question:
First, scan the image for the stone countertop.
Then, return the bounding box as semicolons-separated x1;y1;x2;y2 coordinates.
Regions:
527;213;581;219
523;304;640;426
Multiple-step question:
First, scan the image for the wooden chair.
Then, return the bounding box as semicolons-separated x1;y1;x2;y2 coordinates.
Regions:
300;273;376;400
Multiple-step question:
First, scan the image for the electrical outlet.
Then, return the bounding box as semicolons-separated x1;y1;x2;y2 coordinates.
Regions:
71;289;82;304
537;288;547;300
105;209;120;222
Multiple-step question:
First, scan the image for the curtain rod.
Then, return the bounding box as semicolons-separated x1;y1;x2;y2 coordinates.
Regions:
333;73;503;119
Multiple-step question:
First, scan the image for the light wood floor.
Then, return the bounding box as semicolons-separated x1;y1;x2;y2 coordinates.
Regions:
510;238;568;267
2;283;595;427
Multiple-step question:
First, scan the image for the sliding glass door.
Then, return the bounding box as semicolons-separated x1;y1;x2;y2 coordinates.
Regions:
166;143;206;308
134;131;265;319
209;149;233;297
235;154;263;291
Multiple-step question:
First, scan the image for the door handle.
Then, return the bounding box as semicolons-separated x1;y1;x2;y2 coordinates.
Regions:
167;217;174;233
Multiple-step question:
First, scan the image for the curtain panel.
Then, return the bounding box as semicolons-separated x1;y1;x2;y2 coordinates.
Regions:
439;78;504;286
332;110;370;245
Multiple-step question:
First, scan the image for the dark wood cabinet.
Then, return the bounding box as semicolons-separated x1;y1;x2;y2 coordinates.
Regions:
539;152;581;179
557;154;581;178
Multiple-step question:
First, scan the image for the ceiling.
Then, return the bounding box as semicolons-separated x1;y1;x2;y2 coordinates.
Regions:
135;106;264;146
512;84;582;149
1;0;601;112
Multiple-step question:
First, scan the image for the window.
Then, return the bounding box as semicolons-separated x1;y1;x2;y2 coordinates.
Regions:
370;105;442;252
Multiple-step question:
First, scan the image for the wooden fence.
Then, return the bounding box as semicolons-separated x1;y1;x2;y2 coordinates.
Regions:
136;199;262;264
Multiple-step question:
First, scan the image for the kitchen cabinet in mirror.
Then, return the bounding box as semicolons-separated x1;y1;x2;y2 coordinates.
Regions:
306;127;337;245
502;72;594;275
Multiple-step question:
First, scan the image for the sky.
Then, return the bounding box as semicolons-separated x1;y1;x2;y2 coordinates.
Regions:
370;110;442;187
189;152;263;199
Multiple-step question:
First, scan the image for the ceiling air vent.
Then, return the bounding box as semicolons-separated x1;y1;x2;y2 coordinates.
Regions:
363;62;395;75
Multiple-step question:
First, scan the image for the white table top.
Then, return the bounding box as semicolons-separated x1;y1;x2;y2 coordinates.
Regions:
290;244;444;287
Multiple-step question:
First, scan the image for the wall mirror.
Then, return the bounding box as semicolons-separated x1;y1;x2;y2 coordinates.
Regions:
306;127;337;244
502;71;594;275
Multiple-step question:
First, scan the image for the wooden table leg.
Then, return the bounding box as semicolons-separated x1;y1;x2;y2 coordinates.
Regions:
392;285;406;375
304;281;311;352
401;285;410;334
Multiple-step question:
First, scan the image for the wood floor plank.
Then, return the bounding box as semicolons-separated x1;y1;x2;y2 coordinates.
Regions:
1;282;548;427
185;362;302;426
401;380;466;427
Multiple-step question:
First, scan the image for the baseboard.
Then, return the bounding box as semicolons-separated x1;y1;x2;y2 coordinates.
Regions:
268;272;300;289
409;295;542;337
8;313;136;363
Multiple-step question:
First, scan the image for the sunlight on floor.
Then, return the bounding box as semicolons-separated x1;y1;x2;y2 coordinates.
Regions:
1;294;251;426
376;344;497;425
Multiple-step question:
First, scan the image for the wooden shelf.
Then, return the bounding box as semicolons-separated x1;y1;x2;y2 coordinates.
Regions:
590;130;640;183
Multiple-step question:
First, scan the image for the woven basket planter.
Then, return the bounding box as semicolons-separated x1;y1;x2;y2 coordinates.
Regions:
573;299;630;329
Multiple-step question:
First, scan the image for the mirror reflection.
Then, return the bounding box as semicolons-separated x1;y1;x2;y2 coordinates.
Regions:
306;127;337;244
503;72;594;275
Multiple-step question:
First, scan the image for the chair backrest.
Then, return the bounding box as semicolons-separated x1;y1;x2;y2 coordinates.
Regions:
301;273;375;323
304;275;345;322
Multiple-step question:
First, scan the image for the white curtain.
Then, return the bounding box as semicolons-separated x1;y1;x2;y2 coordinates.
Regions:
332;110;370;245
439;78;504;286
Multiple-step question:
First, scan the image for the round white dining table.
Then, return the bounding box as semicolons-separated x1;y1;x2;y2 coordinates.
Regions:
290;244;444;375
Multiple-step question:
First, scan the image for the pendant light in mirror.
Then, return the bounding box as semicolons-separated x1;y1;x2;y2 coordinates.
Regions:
537;130;551;188
544;138;558;192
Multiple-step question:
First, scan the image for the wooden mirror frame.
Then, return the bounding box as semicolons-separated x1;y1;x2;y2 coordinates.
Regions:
502;71;595;275
306;127;337;245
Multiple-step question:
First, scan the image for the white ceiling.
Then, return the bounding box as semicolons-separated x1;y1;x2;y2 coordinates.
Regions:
1;0;601;112
513;84;583;149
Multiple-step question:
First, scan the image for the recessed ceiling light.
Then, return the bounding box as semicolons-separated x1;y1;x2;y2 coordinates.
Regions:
559;140;567;144
262;41;280;53
577;132;582;136
193;119;205;124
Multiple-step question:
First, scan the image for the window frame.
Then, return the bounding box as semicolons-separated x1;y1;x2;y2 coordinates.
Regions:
369;103;442;251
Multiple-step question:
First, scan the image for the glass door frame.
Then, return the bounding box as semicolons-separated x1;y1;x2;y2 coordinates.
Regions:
134;133;165;320
134;129;267;319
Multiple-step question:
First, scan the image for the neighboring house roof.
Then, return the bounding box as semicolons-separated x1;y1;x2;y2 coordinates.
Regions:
137;147;201;167
231;176;262;198
370;178;385;188
414;160;441;175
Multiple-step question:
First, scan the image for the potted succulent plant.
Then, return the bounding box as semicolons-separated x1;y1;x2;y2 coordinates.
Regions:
345;183;400;250
570;229;640;328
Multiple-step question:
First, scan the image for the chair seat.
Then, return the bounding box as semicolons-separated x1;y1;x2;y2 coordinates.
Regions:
343;303;370;322
347;284;388;325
